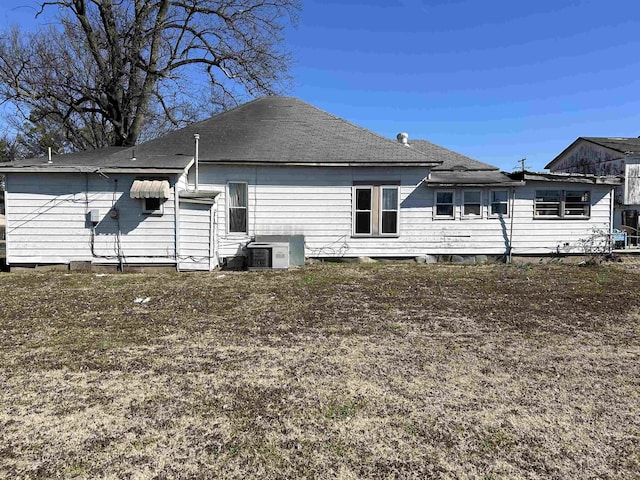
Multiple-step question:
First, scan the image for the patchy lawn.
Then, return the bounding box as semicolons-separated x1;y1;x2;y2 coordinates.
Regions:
0;262;639;479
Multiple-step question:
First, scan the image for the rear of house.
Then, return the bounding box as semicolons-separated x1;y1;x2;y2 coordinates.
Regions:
0;97;621;271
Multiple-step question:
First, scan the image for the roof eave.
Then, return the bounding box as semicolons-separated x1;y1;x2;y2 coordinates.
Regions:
513;172;623;185
0;166;188;174
424;181;523;187
199;160;441;167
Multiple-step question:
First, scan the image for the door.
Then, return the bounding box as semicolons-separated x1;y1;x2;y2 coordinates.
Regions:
178;201;215;271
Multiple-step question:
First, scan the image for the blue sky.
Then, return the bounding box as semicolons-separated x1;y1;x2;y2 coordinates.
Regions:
287;0;640;171
2;1;640;171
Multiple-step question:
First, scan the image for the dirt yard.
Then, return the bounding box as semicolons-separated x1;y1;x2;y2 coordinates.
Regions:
0;262;639;479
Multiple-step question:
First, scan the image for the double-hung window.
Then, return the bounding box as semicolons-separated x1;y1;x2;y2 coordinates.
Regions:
564;190;590;217
353;184;399;236
535;190;590;218
490;190;509;216
462;190;482;218
435;190;455;219
227;182;248;233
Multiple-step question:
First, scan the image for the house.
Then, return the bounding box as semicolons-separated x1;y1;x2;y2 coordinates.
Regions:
546;137;640;232
0;97;621;271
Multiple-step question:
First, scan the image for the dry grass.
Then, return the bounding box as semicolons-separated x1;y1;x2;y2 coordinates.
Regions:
0;262;639;479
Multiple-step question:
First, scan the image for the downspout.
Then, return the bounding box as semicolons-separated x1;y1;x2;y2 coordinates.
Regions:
175;176;181;272
2;175;9;266
609;186;615;253
508;186;516;263
194;133;200;192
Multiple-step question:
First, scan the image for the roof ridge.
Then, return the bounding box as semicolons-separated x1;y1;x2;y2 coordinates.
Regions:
274;98;442;162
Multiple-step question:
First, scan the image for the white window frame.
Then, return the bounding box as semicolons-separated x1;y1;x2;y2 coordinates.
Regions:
434;190;455;219
534;189;591;219
462;190;482;219
379;186;400;236
142;197;164;215
352;184;400;237
489;189;509;218
353;185;374;236
227;181;249;234
564;190;591;218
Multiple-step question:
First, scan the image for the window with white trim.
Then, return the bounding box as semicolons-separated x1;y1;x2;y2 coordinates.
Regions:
353;185;399;236
435;190;455;219
535;189;590;218
143;197;163;215
227;182;248;233
490;190;509;216
564;190;590;217
462;190;482;218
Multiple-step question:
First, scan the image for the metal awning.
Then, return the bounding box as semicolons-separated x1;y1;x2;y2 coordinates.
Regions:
130;179;170;199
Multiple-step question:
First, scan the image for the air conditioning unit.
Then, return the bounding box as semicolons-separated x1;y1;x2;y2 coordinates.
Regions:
246;242;289;270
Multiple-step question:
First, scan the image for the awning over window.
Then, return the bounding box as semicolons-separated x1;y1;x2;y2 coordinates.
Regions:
130;180;170;199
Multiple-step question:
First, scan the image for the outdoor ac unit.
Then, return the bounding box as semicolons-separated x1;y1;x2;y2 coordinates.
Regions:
247;242;289;270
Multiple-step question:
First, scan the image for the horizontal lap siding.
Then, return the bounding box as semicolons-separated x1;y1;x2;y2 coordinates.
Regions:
510;184;612;254
6;173;177;265
187;165;614;258
178;202;212;271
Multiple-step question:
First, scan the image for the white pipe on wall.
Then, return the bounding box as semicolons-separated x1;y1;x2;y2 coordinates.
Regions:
194;133;200;191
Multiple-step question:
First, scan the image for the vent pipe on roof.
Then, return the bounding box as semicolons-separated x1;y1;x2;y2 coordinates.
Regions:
194;133;200;191
396;132;409;146
47;147;52;164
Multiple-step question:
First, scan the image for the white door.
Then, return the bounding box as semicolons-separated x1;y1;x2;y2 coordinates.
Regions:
178;201;215;271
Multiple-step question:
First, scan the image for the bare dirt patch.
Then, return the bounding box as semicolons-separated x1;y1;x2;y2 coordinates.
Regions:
1;263;639;479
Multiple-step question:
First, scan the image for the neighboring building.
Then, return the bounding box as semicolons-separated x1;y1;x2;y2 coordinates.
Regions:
0;97;621;271
0;174;5;245
545;137;640;230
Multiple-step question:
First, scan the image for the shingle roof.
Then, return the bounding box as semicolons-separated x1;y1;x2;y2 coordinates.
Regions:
425;170;520;186
0;146;192;172
582;137;640;155
135;97;441;166
545;136;640;169
410;139;499;171
0;97;444;171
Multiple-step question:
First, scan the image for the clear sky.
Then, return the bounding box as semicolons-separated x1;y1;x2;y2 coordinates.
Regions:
287;0;640;171
2;1;640;171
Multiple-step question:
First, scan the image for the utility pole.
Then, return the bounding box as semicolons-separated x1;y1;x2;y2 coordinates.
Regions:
518;157;527;172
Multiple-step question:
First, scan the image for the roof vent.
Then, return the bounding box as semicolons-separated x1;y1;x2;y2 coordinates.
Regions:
396;132;409;146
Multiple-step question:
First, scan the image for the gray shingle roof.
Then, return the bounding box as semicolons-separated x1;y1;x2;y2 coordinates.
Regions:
545;136;640;169
426;170;520;186
0;146;192;172
0;97;444;171
582;137;640;155
136;97;441;166
410;139;499;171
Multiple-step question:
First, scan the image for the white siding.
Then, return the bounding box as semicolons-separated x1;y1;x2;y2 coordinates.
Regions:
5;172;178;265
509;183;612;255
191;165;614;259
178;201;215;271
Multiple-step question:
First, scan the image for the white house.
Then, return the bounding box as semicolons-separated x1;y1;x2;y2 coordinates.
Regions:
0;97;621;271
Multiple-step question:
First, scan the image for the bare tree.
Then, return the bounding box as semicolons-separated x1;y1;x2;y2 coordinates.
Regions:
0;0;300;150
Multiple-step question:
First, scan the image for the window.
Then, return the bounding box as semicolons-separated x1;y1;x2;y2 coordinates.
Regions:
490;190;509;216
228;182;248;233
353;185;399;236
354;187;373;235
463;190;482;218
435;190;454;219
564;190;590;217
535;189;590;218
535;190;561;217
143;197;163;215
381;187;399;234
